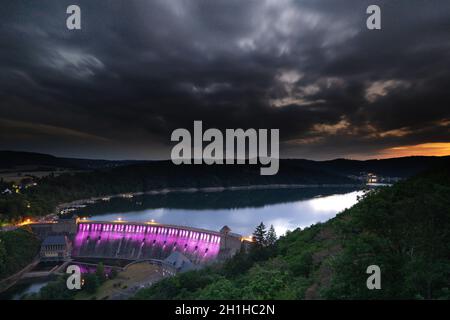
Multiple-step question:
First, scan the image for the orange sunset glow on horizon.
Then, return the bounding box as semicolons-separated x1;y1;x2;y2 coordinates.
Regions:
377;142;450;159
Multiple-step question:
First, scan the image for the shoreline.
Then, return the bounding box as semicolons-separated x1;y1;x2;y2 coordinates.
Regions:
56;183;365;213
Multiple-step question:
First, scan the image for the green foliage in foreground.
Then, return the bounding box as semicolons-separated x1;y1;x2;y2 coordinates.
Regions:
134;166;450;300
26;269;109;300
0;228;41;280
26;275;76;300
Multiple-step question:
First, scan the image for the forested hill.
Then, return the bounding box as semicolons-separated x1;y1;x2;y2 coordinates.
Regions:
134;163;450;300
1;150;449;176
0;151;144;170
312;155;450;178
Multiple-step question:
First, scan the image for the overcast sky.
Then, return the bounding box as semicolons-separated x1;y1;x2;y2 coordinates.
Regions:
1;0;450;160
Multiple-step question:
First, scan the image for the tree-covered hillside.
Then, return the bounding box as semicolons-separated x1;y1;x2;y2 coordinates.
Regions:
134;165;450;299
0;228;41;281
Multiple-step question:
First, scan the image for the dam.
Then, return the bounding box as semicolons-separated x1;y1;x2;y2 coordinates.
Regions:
31;218;247;266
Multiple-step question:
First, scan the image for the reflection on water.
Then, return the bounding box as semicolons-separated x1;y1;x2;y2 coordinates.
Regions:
0;278;52;300
85;188;365;236
13;281;49;300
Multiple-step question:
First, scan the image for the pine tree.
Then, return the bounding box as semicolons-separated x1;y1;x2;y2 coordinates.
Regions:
266;224;277;246
253;222;267;246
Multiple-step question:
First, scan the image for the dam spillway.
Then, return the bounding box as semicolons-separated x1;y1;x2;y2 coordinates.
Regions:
73;221;223;264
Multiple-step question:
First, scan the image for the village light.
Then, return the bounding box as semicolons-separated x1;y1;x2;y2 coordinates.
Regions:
241;235;254;242
17;218;33;226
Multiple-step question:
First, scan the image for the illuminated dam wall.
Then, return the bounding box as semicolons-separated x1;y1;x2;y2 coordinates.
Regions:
73;222;225;264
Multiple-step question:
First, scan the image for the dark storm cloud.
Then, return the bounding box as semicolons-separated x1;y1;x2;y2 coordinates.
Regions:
1;0;450;159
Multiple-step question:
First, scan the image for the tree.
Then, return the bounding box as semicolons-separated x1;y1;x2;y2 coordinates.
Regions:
0;239;6;276
223;251;254;277
197;278;239;299
96;262;105;282
35;275;75;300
253;222;267;247
241;259;293;299
110;268;118;279
83;273;100;294
266;225;277;246
0;229;40;280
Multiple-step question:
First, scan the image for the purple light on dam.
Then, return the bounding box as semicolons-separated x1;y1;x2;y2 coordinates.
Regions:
73;222;221;263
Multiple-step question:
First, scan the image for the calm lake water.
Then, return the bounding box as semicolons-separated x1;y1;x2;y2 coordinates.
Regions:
81;187;366;237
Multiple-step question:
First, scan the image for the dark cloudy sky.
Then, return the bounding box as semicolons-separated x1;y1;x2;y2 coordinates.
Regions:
1;0;450;160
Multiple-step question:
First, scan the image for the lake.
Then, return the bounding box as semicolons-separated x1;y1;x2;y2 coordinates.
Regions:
78;187;366;237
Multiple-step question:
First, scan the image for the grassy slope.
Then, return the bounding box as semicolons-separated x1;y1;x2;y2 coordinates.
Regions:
134;165;450;300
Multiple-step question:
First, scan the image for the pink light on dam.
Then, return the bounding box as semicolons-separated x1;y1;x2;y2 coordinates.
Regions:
73;222;221;263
